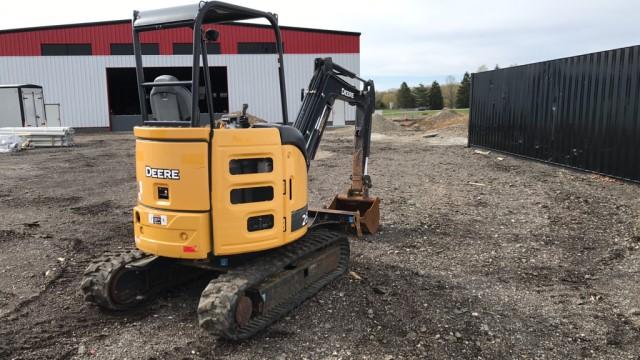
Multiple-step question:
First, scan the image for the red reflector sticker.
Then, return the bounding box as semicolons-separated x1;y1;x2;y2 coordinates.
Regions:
183;245;197;253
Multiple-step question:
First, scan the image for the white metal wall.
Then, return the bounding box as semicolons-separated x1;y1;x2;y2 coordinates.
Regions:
0;54;359;128
0;88;22;127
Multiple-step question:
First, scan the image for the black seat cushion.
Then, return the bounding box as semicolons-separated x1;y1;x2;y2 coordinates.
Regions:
253;123;307;160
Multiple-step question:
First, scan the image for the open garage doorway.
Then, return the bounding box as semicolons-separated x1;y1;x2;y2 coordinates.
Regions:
107;66;228;131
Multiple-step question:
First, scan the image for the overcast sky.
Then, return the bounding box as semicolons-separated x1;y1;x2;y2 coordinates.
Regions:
1;0;639;90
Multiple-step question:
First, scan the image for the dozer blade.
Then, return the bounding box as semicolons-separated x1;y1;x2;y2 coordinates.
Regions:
329;194;380;235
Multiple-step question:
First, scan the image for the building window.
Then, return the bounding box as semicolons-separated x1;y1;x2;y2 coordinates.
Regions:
206;43;221;54
41;44;92;56
237;42;282;54
110;43;160;55
173;43;221;55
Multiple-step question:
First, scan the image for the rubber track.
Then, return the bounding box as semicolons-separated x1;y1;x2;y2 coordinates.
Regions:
80;249;149;310
197;229;350;340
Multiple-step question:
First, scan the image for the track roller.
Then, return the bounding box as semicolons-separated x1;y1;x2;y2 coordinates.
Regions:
197;229;349;340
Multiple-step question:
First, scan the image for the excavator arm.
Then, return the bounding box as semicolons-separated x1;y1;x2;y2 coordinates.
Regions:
295;57;376;196
294;58;380;234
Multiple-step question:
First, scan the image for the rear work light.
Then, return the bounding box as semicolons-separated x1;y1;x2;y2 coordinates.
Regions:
183;245;197;253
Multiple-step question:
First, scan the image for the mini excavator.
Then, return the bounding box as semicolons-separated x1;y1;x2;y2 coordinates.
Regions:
81;1;379;340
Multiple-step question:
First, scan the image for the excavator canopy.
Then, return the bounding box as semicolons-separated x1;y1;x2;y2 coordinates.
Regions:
133;2;278;30
131;1;289;126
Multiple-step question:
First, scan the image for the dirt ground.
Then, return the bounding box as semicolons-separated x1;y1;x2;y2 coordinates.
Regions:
1;122;639;359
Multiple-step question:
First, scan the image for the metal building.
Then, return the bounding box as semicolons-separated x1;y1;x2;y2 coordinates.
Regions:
0;20;360;130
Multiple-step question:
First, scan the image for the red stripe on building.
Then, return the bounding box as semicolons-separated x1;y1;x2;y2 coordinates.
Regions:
0;21;359;56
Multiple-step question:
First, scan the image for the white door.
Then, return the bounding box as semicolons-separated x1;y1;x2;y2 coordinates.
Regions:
21;89;45;127
34;89;46;126
45;104;61;126
22;92;36;126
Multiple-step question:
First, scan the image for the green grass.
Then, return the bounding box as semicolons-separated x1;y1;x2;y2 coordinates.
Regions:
381;108;469;117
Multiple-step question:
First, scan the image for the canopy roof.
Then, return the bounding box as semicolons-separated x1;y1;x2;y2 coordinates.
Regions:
133;1;277;31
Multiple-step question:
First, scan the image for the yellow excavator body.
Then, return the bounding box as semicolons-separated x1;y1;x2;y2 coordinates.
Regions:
133;126;308;259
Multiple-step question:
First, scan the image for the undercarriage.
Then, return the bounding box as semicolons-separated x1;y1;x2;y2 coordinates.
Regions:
81;229;348;340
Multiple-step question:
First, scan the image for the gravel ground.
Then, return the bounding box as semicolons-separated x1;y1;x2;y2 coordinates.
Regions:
0;125;639;359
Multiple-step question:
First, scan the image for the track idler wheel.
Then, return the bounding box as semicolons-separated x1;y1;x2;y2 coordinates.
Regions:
81;250;150;310
234;295;253;327
81;250;209;311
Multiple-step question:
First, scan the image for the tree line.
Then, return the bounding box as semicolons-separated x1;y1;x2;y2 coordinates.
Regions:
376;72;471;110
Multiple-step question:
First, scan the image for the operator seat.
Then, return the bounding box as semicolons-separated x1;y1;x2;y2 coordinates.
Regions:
150;75;192;122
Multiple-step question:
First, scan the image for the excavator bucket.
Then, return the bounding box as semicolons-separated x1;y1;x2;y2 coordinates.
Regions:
329;194;380;235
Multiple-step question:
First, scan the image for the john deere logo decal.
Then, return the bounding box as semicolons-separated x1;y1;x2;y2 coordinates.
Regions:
145;166;180;180
341;88;355;99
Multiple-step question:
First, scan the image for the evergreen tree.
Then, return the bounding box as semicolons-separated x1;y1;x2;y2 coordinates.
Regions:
456;72;471;108
412;83;429;108
428;81;444;110
396;82;416;109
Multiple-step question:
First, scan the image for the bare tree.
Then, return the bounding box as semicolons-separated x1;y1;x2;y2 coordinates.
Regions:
476;64;489;72
443;75;458;109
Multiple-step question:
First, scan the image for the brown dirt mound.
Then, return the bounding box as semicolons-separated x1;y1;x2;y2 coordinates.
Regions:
372;114;401;133
398;110;468;132
430;109;463;122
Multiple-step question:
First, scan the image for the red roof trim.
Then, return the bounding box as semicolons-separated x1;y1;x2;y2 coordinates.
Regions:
0;19;360;36
0;20;359;56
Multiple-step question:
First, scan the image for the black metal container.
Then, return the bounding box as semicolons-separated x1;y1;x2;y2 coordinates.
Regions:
469;45;640;182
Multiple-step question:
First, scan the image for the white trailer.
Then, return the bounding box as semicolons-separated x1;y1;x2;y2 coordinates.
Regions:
0;84;47;127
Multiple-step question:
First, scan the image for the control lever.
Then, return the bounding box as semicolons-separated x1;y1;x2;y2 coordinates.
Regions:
239;103;250;128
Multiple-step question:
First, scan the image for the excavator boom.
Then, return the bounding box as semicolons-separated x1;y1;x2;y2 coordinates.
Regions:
295;58;380;234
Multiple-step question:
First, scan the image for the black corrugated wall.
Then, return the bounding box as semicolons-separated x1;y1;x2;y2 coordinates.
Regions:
469;45;640;182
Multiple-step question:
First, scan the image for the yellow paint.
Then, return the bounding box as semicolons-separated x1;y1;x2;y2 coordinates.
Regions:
133;204;211;259
282;144;309;242
135;138;210;211
132;126;308;259
134;126;210;140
